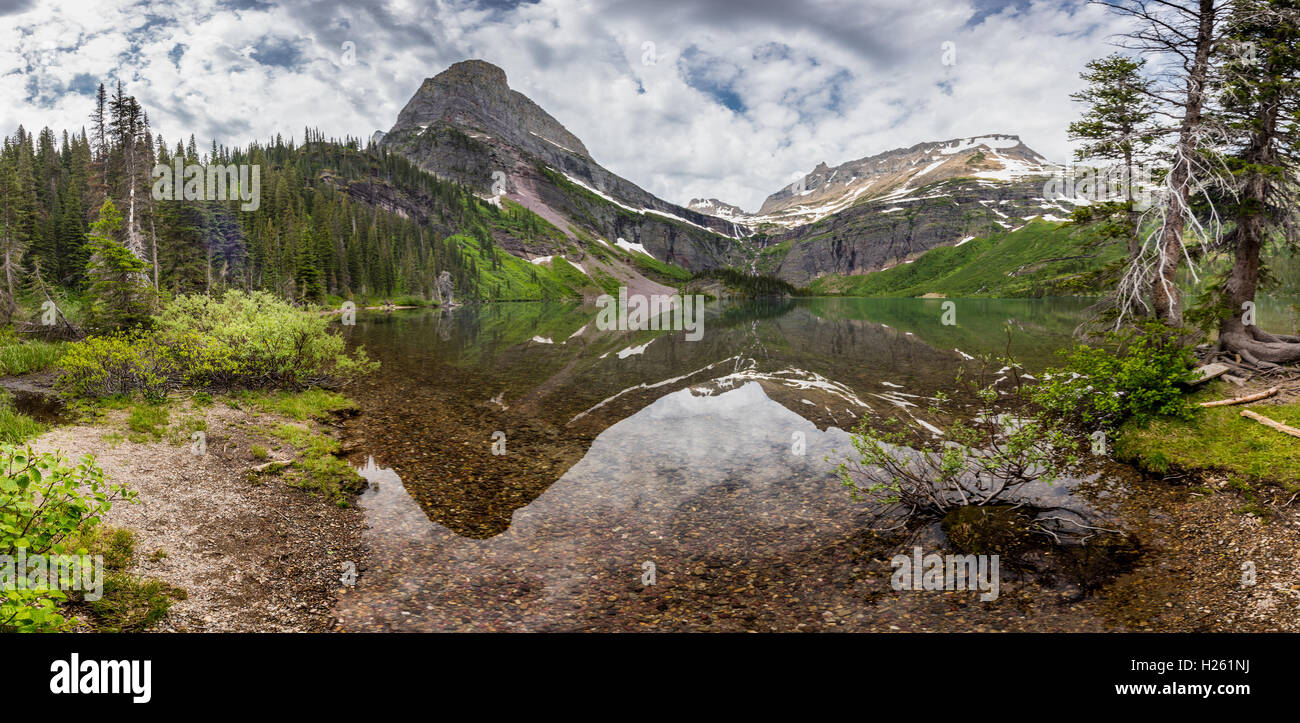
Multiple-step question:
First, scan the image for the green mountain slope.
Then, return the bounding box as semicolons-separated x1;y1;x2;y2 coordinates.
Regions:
807;220;1123;298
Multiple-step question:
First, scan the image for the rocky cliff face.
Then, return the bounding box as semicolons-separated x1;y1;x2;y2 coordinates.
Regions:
758;176;1076;286
680;134;1078;286
380;60;745;271
750;134;1053;227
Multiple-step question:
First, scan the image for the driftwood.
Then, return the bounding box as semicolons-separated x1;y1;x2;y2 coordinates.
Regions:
1240;409;1300;439
250;459;294;473
1200;387;1279;408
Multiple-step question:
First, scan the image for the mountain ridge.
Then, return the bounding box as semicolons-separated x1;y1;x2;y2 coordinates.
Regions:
376;60;1083;289
379;59;748;277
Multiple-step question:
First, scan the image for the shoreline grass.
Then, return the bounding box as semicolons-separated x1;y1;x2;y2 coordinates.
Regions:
1116;380;1300;494
0;338;64;376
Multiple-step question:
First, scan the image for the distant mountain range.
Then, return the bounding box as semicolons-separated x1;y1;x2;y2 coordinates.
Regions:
378;60;1084;288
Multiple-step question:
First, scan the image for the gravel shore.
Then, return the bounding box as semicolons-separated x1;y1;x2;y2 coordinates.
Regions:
29;404;365;632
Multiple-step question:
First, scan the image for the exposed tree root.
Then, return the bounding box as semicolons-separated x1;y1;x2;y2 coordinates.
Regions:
1219;326;1300;368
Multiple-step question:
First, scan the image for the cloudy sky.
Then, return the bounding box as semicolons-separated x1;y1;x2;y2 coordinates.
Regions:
1;0;1131;211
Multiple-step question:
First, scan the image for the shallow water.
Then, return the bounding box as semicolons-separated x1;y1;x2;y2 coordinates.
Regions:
327;297;1257;631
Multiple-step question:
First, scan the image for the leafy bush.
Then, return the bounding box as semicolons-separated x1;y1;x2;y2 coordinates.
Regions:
56;333;175;401
838;383;1079;528
152;290;377;389
0;446;136;631
1030;321;1196;429
56;290;378;399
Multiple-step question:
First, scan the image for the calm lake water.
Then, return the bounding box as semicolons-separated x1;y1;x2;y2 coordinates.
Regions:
330;296;1292;631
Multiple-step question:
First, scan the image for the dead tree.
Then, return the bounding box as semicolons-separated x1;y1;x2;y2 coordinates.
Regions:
1098;0;1233;328
436;270;455;307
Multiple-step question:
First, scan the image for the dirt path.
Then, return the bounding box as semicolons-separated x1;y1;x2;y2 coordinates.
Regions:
29;405;364;632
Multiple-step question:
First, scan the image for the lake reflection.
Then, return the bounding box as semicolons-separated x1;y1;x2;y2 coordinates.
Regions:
332;297;1119;631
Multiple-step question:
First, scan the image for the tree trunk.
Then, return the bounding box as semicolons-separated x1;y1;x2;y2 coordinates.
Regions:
150;215;159;290
2;248;14;322
1124;148;1140;261
1217;58;1300;366
1152;0;1217;328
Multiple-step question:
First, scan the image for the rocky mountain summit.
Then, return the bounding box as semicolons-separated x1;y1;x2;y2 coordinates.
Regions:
380;60;744;272
687;198;747;220
741;134;1056;228
377;60;1081;288
679;134;1078;285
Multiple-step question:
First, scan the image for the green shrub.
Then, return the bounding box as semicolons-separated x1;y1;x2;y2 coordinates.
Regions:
55;290;378;400
0;445;136;631
152;290;377;389
390;294;431;307
55;332;175;401
1031;321;1196;429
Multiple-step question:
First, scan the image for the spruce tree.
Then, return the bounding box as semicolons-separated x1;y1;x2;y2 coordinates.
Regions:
84;199;154;331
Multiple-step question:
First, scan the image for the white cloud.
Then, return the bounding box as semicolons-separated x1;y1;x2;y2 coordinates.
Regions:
1;0;1130;211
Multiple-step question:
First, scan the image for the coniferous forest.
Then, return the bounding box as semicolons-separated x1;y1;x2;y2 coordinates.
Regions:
0;82;521;325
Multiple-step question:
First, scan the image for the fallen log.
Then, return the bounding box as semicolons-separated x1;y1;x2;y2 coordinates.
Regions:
250;459;294;473
1200;386;1279;408
1240;409;1300;439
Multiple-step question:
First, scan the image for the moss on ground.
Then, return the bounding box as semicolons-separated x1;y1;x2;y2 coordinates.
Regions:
68;526;186;632
1115;380;1300;495
262;422;363;506
227;388;357;420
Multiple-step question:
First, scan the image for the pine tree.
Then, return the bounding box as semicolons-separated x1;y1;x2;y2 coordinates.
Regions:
1209;0;1300;364
84;199;154;331
294;221;324;302
1068;54;1157;259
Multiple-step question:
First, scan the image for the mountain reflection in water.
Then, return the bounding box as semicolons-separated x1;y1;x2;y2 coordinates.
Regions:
332;297;1113;631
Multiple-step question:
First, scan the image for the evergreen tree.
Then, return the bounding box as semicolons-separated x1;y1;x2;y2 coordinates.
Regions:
294;221;324;302
84;199;154;331
1069;53;1157;258
1208;0;1300;364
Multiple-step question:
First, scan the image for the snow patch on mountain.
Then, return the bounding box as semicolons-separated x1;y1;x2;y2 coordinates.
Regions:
615;238;653;257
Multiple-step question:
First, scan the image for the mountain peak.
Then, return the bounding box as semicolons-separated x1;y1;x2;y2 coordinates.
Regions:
753;133;1053;220
688;198;746;219
387;59;590;159
426;59;509;90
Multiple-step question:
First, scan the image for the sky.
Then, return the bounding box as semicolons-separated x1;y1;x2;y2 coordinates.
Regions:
0;0;1132;211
